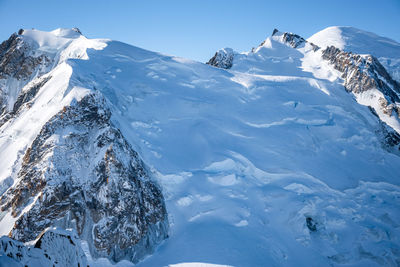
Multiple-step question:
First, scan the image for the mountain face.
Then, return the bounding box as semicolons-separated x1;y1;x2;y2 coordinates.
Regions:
1;27;400;267
208;29;400;153
308;26;400;82
1;92;168;262
0;29;168;265
0;228;87;267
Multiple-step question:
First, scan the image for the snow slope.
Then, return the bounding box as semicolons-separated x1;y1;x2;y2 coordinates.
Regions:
0;28;106;191
308;26;400;81
1;28;400;266
77;30;400;266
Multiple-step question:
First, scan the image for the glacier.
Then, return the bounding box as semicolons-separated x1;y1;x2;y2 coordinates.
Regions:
0;26;400;266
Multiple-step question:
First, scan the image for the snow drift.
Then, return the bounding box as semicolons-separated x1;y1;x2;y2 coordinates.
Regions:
0;26;400;266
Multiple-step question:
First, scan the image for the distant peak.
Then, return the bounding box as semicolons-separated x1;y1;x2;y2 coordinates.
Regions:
72;27;82;35
256;29;319;51
50;28;83;38
206;48;235;69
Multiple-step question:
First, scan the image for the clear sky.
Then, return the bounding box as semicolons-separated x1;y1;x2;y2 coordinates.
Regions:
0;0;399;62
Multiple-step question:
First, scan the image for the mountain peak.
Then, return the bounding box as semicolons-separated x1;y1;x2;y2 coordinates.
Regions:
50;27;83;38
256;28;319;52
308;26;400;54
308;26;400;81
206;47;235;69
2;26;400;267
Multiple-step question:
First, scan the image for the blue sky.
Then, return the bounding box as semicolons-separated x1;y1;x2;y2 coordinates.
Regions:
0;0;399;62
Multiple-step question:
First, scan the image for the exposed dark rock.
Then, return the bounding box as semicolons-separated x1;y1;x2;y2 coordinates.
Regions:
72;27;82;35
321;45;400;151
321;46;400;101
0;33;51;80
282;32;307;49
206;48;234;69
0;75;52;137
376;117;400;153
274;29;319;51
12;76;51;114
306;217;317;232
0;32;52;125
0;228;88;266
0;93;168;263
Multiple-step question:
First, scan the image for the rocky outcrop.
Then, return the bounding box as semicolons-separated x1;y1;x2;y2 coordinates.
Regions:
0;92;168;263
271;28;319;51
0;32;52;123
0;228;87;267
206;48;235;69
12;76;52;114
0;32;51;80
274;29;400;106
321;45;400;150
322;46;400;101
379;121;400;152
0;75;52;127
275;29;400;151
273;30;400;106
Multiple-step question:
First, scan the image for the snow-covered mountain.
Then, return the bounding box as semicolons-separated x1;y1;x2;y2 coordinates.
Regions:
1;26;400;267
308;26;400;82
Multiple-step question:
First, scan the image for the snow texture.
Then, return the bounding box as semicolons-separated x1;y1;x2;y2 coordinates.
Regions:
1;26;400;266
308;26;400;81
0;228;87;267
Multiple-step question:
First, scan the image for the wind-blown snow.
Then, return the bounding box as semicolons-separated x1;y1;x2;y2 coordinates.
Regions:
308;26;400;81
1;27;400;266
308;26;400;57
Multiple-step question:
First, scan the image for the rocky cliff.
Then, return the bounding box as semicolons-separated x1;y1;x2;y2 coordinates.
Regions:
0;30;168;265
208;28;400;152
0;228;87;267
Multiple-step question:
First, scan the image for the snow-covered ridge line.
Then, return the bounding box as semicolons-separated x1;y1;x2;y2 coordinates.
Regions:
321;45;400;138
206;48;235;69
308;26;400;82
208;28;400;143
0;92;168;263
282;28;400;141
0;28;107;121
270;28;320;51
0;28;169;265
0;227;87;267
1;26;400;266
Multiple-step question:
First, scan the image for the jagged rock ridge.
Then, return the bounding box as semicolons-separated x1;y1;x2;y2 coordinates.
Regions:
0;228;87;267
0;29;169;264
0;32;52;120
0;93;168;263
272;29;319;51
206;48;235;69
207;28;400;151
319;44;400;152
1;27;400;267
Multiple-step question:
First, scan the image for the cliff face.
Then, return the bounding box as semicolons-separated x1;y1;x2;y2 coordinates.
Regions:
320;46;400;151
321;46;400;101
2;27;400;267
0;32;52;121
206;48;235;69
0;228;88;267
0;30;168;265
0;32;50;80
0;93;168;263
208;29;400;152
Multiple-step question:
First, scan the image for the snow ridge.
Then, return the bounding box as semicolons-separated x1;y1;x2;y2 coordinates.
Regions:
1;27;400;266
